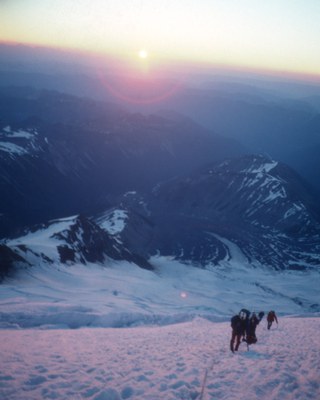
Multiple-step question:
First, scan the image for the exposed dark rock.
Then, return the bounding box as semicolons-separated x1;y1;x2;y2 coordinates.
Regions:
0;244;24;281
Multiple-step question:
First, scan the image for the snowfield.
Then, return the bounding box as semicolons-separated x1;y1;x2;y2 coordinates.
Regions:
0;317;319;400
0;257;319;399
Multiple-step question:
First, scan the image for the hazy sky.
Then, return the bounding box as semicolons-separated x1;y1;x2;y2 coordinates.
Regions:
1;0;320;77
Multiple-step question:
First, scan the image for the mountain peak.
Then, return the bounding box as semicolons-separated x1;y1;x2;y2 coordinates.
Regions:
219;154;277;172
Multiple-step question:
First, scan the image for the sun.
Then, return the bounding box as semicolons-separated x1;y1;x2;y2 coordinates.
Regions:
138;49;148;59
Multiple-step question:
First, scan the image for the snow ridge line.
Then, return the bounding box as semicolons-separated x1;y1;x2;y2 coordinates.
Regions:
0;310;226;330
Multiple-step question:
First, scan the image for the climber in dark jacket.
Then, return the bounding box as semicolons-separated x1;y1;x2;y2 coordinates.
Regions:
267;310;278;330
230;309;250;352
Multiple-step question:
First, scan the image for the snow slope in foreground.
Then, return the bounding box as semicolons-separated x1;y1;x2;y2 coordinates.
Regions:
0;317;319;400
0;255;319;399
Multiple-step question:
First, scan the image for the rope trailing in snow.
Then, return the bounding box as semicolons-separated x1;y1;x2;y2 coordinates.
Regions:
199;358;215;400
199;367;208;400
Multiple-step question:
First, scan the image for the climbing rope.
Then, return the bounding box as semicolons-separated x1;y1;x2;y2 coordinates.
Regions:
199;358;215;400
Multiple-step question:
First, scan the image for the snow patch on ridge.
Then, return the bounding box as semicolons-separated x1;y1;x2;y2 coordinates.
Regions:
242;160;278;174
7;216;78;264
0;141;28;155
2;126;38;139
97;209;128;235
0;126;40;157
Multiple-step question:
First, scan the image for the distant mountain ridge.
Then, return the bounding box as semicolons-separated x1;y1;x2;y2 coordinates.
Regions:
1;89;320;280
0;88;245;236
101;155;320;270
1;154;320;281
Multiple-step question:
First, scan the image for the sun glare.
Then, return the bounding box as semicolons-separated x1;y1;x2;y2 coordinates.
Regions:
138;49;148;59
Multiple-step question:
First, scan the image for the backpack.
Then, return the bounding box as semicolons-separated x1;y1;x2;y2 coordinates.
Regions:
245;334;257;345
267;311;275;322
230;315;239;330
245;314;260;345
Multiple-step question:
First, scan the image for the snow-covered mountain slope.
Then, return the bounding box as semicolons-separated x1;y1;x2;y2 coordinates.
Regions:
102;155;320;270
1;194;320;324
0;254;319;330
2;213;318;331
1;215;152;277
